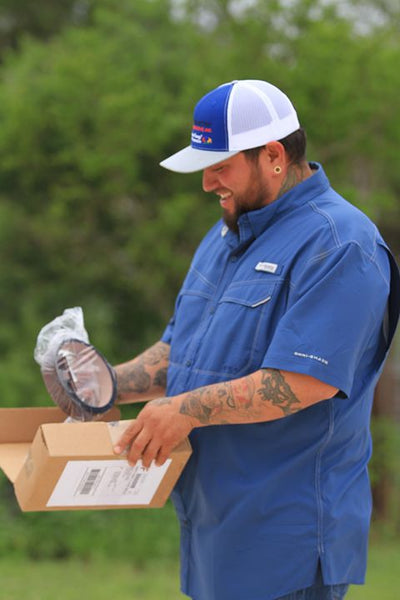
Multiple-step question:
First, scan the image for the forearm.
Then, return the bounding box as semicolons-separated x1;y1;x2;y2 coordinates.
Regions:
176;368;338;426
114;367;338;467
114;341;170;404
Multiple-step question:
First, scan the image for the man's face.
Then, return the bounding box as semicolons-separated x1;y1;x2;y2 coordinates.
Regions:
202;151;272;232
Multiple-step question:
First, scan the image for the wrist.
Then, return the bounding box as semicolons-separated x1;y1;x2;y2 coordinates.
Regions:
176;389;211;428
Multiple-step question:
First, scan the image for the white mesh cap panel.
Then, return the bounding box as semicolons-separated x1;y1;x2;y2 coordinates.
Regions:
248;80;294;119
227;80;300;151
229;86;274;136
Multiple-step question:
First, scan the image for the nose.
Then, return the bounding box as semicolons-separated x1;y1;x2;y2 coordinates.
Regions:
202;167;217;192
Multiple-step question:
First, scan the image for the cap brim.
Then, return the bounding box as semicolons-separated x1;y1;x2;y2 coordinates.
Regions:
159;145;239;173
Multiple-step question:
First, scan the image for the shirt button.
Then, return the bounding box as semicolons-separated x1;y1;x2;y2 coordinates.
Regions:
209;307;215;314
185;360;192;367
230;256;238;262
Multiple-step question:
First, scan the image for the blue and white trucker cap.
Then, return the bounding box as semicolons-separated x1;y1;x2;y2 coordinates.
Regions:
160;79;300;173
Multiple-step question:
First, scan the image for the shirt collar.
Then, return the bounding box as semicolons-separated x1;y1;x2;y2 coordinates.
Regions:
221;163;330;249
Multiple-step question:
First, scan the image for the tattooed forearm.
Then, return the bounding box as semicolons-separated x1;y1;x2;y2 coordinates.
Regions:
179;377;257;425
118;360;151;394
153;367;168;389
257;369;301;416
143;344;171;366
180;385;221;424
115;341;170;403
232;377;256;409
178;369;302;426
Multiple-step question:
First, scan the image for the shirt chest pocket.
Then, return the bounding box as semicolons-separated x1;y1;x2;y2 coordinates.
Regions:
170;274;285;378
219;281;275;308
202;280;281;376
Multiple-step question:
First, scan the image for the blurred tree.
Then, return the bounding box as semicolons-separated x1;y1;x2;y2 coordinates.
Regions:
0;0;223;406
0;0;93;56
343;0;400;29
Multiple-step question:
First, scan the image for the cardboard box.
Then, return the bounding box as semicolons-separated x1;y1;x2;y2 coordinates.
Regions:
0;407;191;512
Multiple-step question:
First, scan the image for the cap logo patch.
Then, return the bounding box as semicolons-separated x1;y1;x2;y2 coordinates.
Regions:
192;121;213;146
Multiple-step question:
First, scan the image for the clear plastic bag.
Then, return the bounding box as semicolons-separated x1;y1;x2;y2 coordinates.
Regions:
34;307;116;421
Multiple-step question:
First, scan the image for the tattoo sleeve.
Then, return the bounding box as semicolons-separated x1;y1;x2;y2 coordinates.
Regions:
257;369;301;416
179;369;302;425
115;341;170;404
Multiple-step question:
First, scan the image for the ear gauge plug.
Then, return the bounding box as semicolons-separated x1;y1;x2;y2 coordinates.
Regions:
274;166;282;174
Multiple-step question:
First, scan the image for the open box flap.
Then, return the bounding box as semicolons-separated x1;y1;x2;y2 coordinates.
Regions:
39;418;134;457
40;421;115;456
0;406;121;444
0;443;31;482
0;406;122;480
0;407;67;443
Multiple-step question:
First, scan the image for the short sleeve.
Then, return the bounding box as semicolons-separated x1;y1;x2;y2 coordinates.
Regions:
161;316;174;345
262;242;392;396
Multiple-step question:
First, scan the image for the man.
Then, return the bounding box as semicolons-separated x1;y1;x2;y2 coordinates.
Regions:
114;80;400;599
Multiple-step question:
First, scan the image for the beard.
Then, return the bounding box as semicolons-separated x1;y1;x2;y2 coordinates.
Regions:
223;162;271;233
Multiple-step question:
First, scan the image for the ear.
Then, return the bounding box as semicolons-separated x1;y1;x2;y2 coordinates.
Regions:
264;141;287;169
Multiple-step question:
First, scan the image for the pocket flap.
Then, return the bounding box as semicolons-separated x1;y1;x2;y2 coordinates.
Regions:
219;282;275;308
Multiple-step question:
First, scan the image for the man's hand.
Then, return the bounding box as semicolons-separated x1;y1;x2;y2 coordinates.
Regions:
113;396;195;468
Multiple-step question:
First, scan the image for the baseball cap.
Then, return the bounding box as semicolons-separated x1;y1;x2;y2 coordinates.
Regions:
159;79;300;173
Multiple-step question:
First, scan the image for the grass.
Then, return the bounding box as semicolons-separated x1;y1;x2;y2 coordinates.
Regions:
0;536;398;599
0;557;186;600
347;535;400;600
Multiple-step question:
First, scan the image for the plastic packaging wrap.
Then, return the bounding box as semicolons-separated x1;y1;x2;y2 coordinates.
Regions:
34;307;117;421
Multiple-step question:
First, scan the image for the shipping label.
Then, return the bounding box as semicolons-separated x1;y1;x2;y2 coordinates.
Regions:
46;459;171;507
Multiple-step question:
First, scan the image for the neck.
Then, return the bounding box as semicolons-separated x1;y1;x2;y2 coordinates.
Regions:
275;161;312;202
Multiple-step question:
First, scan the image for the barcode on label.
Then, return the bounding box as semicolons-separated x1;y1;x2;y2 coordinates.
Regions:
130;472;143;490
79;468;102;495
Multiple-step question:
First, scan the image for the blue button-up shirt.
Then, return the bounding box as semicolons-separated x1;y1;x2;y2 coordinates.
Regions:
162;164;400;600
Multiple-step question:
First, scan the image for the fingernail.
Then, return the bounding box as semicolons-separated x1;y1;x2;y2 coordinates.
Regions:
114;445;121;454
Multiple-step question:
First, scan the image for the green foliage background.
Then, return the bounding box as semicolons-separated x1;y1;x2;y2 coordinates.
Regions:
0;0;399;560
